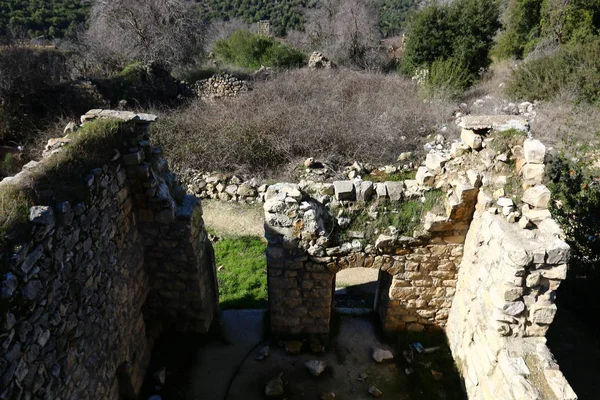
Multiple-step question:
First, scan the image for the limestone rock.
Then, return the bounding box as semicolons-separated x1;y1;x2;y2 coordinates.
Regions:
265;375;285;397
523;139;546;164
333;181;355;201
416;166;435;186
372;348;394;363
521;164;545;186
461;129;483;150
308;52;336;70
305;360;327;376
355;181;374;202
368;385;383;398
522;185;551;209
425;153;449;174
385;181;404;201
29;206;55;226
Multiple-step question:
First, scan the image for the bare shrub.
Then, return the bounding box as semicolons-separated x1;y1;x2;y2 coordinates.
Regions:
301;0;386;70
153;68;455;179
83;0;205;74
530;101;600;149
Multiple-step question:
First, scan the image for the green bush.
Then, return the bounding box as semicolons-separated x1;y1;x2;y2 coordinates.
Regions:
422;58;472;99
493;0;543;59
118;62;146;85
213;30;305;69
399;0;500;86
506;37;600;103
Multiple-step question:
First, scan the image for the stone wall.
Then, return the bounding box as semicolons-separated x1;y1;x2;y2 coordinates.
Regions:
264;166;478;334
446;117;577;400
0;110;217;399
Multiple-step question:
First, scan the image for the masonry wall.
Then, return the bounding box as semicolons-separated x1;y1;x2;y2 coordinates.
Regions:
0;111;217;400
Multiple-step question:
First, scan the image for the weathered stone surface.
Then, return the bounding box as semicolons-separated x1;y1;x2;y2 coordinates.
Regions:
523;139;546;164
458;115;529;133
355;181;374;202
385;181;404;201
522;185;551;209
265;375;285;397
333;181;355;201
521;164;545;186
416;166;435;186
461;129;483;150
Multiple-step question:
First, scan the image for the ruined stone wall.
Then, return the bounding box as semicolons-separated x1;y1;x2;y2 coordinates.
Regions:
446;117;577;400
265;171;478;334
0;110;217;400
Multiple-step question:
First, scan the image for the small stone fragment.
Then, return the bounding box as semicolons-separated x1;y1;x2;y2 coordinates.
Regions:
305;360;327;376
256;346;270;361
320;392;336;400
372;348;394;363
368;385;383;398
265;374;284;397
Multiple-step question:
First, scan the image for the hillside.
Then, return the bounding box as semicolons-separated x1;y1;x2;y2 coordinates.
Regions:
0;0;89;39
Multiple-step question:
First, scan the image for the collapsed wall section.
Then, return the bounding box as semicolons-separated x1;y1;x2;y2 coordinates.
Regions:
0;110;217;400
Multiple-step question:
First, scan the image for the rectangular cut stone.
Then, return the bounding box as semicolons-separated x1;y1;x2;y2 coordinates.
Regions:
333;181;355;201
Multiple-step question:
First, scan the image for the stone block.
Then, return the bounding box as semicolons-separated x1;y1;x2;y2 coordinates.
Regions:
385;181;404;201
416;166;435;186
333;181;355;201
543;369;578;400
523;139;546;164
530;304;557;324
354;181;374;202
522;185;551;209
375;182;388;198
425;152;449;174
461;129;483;150
521;164;545;186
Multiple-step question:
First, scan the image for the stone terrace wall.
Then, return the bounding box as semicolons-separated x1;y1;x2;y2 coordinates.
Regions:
446;116;577;400
0;110;217;400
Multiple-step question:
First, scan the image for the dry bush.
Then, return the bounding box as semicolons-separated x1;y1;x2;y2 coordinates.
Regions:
530;100;600;150
153;68;455;179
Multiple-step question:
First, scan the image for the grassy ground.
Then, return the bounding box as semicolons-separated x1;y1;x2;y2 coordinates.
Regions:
214;235;268;309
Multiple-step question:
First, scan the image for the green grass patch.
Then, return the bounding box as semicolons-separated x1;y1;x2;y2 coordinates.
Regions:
214;235;268;309
337;189;445;242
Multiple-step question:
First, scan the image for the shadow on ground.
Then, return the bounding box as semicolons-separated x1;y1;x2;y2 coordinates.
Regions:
140;311;465;400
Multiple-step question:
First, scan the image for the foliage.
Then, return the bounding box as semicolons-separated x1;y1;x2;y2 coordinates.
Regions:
213;30;305;69
505;37;600;103
494;0;600;60
214;236;268;309
421;57;473;99
400;0;500;85
153;69;454;179
547;151;600;280
364;170;416;183
0;0;89;39
493;0;543;59
196;0;309;37
84;0;206;72
378;0;418;38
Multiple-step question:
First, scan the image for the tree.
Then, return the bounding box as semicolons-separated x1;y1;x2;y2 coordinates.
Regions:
84;0;206;72
400;0;500;81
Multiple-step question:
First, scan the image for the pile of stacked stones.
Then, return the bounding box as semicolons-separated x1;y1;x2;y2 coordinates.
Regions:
193;73;248;98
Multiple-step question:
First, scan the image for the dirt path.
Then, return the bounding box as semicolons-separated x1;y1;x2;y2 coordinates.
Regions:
202;200;265;238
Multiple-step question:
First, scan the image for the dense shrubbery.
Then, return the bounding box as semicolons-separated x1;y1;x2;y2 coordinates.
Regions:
197;0;308;37
213;30;306;69
548;157;600;280
494;0;600;60
399;0;500;85
506;37;600;103
152;69;454;178
0;0;89;39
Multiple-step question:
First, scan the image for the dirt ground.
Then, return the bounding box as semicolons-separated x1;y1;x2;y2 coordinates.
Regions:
202;200;265;237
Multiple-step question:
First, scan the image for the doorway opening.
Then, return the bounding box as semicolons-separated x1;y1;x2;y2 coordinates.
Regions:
334;267;380;314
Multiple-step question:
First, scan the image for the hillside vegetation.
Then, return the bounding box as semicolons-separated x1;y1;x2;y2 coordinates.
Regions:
0;0;89;39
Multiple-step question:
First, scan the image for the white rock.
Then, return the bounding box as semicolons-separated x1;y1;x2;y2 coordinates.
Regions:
522;185;551;208
521;164;545;186
305;360;327;376
523;139;546;164
461;129;483;150
497;197;514;207
416;166;435;186
372;348;394;363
